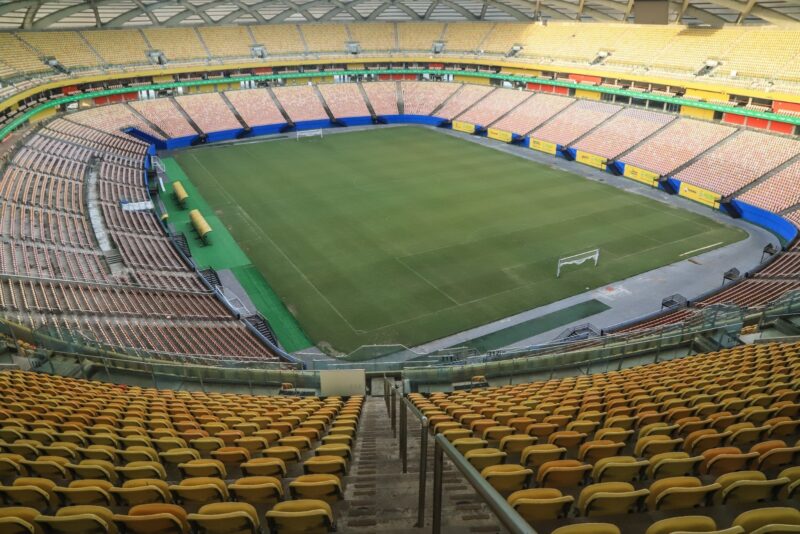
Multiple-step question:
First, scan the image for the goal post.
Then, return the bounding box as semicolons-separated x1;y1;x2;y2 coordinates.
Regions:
557;249;600;278
296;129;324;141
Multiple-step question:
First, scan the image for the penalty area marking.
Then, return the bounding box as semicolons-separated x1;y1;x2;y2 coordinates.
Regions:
680;242;723;257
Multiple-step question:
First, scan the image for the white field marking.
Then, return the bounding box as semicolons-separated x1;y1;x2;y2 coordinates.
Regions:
680;242;723;257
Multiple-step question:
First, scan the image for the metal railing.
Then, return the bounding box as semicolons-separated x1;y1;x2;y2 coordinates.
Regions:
399;396;429;528
432;433;536;534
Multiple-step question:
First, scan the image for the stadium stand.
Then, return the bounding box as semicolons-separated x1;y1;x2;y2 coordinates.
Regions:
174;93;242;134
65;104;166;141
361;82;399;116
0;369;364;533
480;22;537;55
435;84;494;121
442;22;494;53
129;99;197;139
197;26;254;58
519;22;627;64
272;85;328;123
649;28;744;75
18;31;101;70
604;26;682;70
317;83;370;119
81;29;151;67
675;131;800;197
141;28;208;62
348;23;397;52
715;28;800;80
224;89;286;127
0;32;50;76
455;87;530;127
531;100;622;147
400;81;459;116
397;22;444;51
409;340;800;531
248;24;306;55
737;160;800;213
570;108;675;160
300;24;350;54
620;119;737;177
489;93;574;135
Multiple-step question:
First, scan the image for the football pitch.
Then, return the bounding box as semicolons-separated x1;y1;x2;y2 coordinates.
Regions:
169;126;746;354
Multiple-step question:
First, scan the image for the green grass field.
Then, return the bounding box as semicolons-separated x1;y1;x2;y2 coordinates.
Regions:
169;126;746;354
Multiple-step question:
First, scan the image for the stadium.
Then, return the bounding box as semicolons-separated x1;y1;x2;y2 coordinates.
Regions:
1;0;800;532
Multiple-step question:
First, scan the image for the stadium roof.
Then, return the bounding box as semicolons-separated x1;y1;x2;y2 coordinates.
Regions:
0;0;798;29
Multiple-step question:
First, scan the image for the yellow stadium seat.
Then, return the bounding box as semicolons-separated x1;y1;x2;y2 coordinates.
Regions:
35;505;115;534
187;502;259;534
54;480;114;506
288;474;342;503
647;476;720;511
109;479;172;506
733;507;800;534
112;503;189;534
507;488;573;522
265;499;334;534
169;477;228;505
228;476;283;505
551;524;621;534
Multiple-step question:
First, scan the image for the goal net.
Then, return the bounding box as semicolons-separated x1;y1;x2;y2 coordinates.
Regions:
296;129;324;141
557;249;599;278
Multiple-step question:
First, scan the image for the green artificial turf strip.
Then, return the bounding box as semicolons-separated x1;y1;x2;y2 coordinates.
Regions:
451;299;611;354
170;126;747;354
159;158;313;352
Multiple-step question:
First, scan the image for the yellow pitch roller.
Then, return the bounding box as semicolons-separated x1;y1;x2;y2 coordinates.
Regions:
189;209;212;244
172;180;189;208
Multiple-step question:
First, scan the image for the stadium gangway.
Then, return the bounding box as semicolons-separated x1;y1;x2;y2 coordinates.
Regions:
432;433;536;534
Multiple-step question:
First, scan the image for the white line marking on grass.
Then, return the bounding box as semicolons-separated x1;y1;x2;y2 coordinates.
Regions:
680;242;723;257
395;257;460;306
186;152;366;335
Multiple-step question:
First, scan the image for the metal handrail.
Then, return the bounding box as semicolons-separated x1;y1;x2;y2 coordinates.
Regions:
433;434;536;534
400;396;429;528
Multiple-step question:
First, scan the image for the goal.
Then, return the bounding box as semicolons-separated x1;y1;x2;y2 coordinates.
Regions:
557;249;599;278
296;129;324;141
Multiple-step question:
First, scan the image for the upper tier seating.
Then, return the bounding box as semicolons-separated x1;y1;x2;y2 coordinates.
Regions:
348;23;397;52
248;24;306;55
175;93;242;133
129;99;197;138
82;29;150;66
400;81;459;116
605;26;681;69
480;23;537;55
0;370;365;533
300;24;349;54
141;28;208;61
317;84;370;119
410;340;800;532
569;108;675;159
531;100;621;146
443;23;494;53
489;93;574;135
715;28;800;81
18;31;101;70
272;86;328;123
397;22;444;51
436;84;493;120
0;32;50;76
456;87;530;127
224;89;286;127
362;82;399;116
675;131;800;197
737;160;800;213
519;22;627;64
649;28;744;75
197;26;254;58
621;118;736;177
